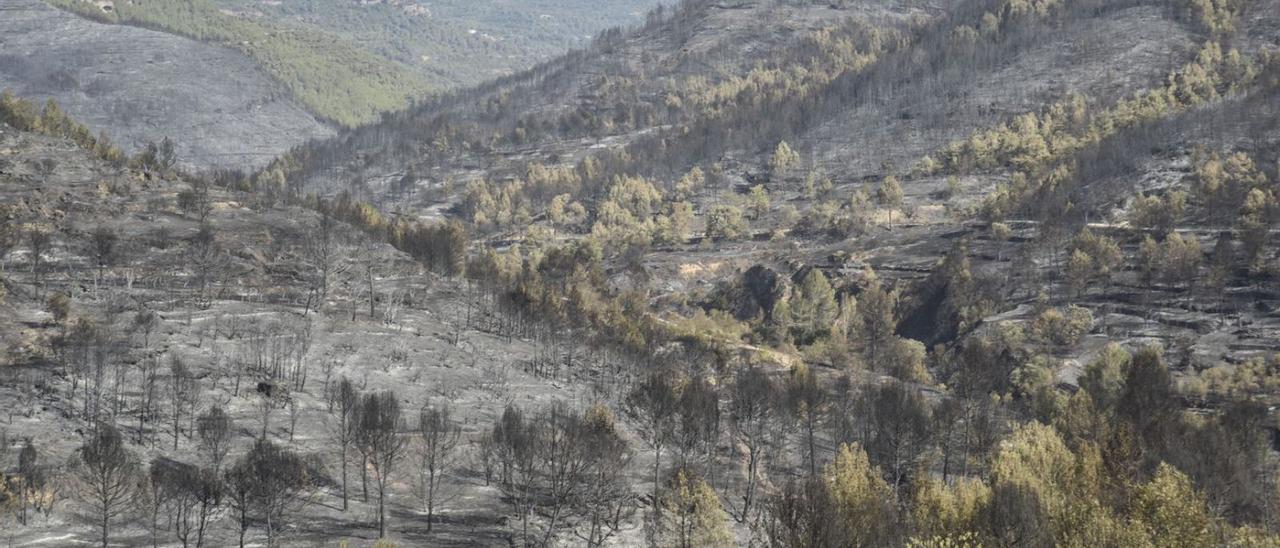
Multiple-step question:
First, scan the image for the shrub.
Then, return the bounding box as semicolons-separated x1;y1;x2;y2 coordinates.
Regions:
1032;305;1093;346
706;205;747;241
46;294;71;324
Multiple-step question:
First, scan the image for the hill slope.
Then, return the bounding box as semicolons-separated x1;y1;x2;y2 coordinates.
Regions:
42;0;434;128
0;0;333;170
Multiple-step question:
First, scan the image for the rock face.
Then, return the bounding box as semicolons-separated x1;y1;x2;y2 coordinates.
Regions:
0;0;334;170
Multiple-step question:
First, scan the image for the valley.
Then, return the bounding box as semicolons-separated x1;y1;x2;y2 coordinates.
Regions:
1;0;1279;546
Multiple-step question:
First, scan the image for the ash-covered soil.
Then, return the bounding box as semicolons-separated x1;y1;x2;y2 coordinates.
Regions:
0;125;664;546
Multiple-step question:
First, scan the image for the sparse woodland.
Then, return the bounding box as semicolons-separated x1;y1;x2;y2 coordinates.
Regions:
1;0;1280;545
